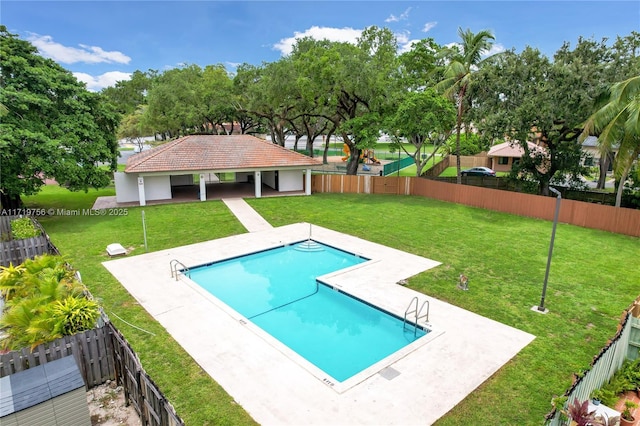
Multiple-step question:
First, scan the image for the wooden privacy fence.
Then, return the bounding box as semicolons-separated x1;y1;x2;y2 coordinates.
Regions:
0;325;115;387
310;175;640;237
545;302;640;425
423;155;450;177
0;320;184;426
0;215;59;266
109;322;184;426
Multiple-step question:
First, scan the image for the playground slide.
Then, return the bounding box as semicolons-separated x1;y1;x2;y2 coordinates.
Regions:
342;144;381;164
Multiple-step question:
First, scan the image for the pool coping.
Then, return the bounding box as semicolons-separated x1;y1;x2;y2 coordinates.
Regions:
103;223;536;425
180;248;446;394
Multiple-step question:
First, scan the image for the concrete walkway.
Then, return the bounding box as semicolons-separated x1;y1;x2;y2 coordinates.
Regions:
222;198;273;232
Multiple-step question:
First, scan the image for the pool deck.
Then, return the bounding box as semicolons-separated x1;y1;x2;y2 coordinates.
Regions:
103;205;535;425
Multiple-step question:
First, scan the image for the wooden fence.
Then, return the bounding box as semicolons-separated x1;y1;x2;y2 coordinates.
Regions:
310;175;640;237
423;155;450;177
0;325;115;386
0;320;184;426
0;218;183;425
109;322;183;426
545;297;640;425
0;215;59;266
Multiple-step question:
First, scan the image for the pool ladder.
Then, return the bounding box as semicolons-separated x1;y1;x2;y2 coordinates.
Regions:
170;259;190;281
403;297;429;337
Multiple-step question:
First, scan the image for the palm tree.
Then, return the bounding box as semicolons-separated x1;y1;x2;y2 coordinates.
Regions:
436;28;496;184
582;75;640;207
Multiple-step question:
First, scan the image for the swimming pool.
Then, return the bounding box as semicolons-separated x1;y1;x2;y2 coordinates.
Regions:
188;240;429;383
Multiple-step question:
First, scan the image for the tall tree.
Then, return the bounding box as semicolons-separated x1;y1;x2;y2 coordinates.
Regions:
471;47;605;195
0;26;119;210
292;27;398;174
436;27;496;183
582;75;640;207
232;63;265;135
143;65;205;138
384;90;456;176
235;59;298;146
117;105;154;151
101;69;156;116
554;34;640;188
201;64;236;134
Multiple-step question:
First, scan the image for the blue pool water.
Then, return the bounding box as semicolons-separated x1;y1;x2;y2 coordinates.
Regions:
188;241;427;382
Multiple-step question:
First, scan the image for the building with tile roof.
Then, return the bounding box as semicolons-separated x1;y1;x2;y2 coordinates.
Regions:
487;141;546;173
115;135;322;206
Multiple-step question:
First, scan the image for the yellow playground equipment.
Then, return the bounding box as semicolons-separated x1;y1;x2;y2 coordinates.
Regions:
342;144;381;164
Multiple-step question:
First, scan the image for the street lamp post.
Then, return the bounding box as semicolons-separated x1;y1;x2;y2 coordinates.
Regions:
535;187;562;313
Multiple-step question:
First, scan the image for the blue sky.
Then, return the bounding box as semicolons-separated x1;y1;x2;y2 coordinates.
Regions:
3;1;639;91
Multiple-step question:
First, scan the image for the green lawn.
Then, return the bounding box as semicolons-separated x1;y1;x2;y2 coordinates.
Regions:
22;186;639;425
439;166;510;177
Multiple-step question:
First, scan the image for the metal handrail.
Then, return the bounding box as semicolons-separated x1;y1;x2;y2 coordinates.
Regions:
403;297;429;337
417;300;430;325
403;296;418;333
169;259;190;281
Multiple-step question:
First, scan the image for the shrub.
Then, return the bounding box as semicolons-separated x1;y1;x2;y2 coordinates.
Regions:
0;254;100;350
10;217;41;239
445;133;487;156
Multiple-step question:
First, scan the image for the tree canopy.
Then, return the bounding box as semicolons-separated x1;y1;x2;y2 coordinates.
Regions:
0;26;120;210
582;75;640;206
3;24;639;202
470;34;639;195
436;27;496;183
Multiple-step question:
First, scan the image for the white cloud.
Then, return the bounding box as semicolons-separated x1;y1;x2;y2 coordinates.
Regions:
397;38;424;54
27;33;131;64
74;71;131;91
394;31;423;55
485;43;506;57
273;26;362;56
422;21;437;33
385;7;412;23
395;31;410;46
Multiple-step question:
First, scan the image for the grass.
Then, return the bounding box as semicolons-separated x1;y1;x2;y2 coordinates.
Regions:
438;166;510;177
22;186;639;425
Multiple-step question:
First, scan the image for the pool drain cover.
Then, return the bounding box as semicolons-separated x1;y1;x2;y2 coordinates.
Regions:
379;367;400;380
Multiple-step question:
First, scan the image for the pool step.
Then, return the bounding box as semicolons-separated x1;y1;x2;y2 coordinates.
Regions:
294;240;325;252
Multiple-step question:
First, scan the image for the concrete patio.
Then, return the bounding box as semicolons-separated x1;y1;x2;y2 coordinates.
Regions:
103;220;535;425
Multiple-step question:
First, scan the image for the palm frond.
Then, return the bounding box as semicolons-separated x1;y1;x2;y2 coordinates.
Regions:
458;27;495;66
611;74;640;105
623;96;640;137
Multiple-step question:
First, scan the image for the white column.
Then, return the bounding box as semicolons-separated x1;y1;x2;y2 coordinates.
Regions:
305;169;312;195
199;174;206;201
254;171;262;198
137;176;146;206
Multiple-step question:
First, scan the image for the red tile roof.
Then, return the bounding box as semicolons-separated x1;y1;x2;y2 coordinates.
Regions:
125;135;322;173
487;141;545;158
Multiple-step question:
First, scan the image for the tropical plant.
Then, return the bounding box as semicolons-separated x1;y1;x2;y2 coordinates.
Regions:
47;296;101;336
0;254;100;350
0;262;26;300
562;398;605;426
10;217;40;239
621;399;638;421
436;27;496;184
582;75;640;207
